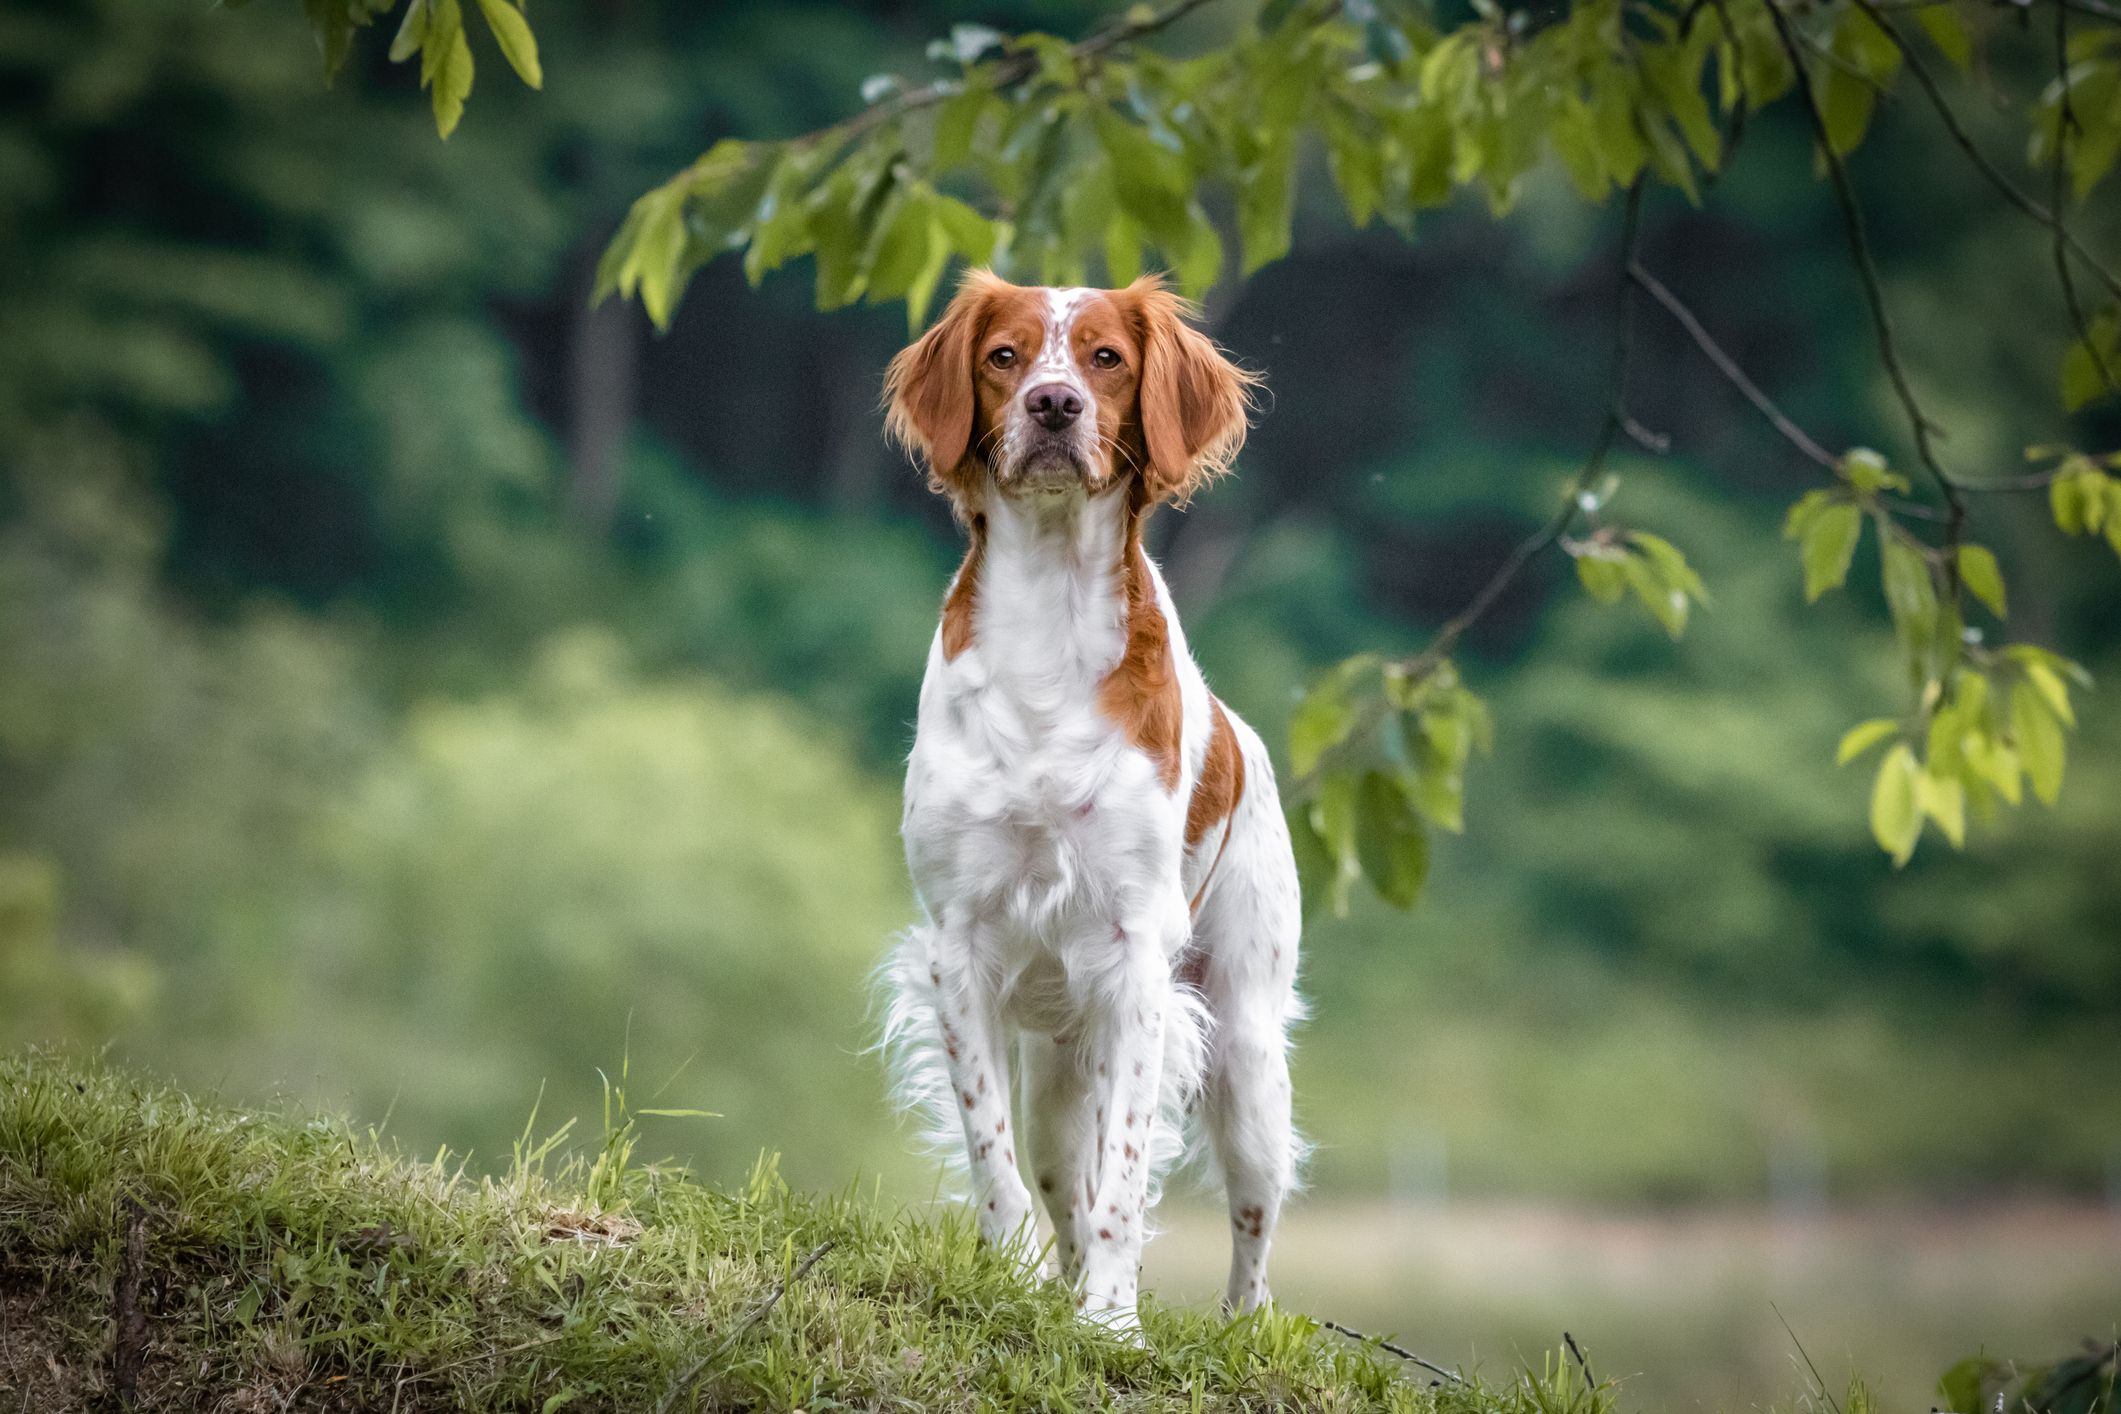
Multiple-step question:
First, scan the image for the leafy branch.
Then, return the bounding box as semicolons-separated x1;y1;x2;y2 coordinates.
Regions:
269;0;2119;907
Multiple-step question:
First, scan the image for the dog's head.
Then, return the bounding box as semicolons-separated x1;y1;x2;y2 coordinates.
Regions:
884;270;1259;517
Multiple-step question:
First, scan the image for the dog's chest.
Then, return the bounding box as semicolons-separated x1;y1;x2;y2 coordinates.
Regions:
903;640;1179;920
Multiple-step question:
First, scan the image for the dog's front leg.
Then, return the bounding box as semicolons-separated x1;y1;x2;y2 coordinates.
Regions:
926;918;1042;1272
1071;904;1181;1333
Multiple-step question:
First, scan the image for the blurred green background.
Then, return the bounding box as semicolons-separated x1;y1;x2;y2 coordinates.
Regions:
3;1;2117;1405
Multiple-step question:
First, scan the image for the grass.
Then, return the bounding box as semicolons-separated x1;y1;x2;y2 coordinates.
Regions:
0;1051;1624;1413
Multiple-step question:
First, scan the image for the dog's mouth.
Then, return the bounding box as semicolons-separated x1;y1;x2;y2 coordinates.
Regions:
997;435;1098;494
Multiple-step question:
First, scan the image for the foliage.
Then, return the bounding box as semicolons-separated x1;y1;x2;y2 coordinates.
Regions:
284;0;2121;914
1941;1342;2119;1414
0;1051;1600;1411
0;439;914;1183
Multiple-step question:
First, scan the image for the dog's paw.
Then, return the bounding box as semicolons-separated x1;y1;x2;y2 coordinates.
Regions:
1077;1292;1146;1346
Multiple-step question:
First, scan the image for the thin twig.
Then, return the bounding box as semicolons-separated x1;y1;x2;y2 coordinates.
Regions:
655;1240;836;1414
1320;1319;1465;1384
1565;1331;1598;1386
1628;262;1840;470
1869;0;2121;22
110;1198;149;1410
1765;0;1967;553
1401;179;1650;680
1956;468;2069;490
2049;0;2121;393
798;0;1230;149
1849;0;2121;306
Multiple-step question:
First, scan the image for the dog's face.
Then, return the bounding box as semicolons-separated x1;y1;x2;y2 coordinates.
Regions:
886;271;1256;516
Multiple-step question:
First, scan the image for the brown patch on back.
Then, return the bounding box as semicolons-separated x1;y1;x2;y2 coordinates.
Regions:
1097;506;1182;790
941;515;984;661
1186;696;1246;846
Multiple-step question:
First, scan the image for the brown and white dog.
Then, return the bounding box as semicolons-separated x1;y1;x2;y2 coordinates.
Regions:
879;271;1304;1334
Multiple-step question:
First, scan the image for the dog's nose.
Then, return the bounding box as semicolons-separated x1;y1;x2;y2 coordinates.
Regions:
1025;382;1083;431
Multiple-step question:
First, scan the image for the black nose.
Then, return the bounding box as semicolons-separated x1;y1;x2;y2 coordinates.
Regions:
1025;382;1083;431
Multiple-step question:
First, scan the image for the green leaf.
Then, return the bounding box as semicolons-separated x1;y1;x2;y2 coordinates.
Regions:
1289;656;1378;777
430;17;474;139
1818;62;1876;158
1622;552;1689;638
474;0;541;89
1095;110;1192;256
2023;659;2076;726
389;0;429;64
932;194;997;266
932;85;989;171
1800;502;1862;601
1237;137;1297;277
1914;5;1973;72
2010;680;2067;805
903;216;952;331
1170;201;1224;299
1322;102;1386;224
863;190;934;306
1919;765;1967;848
1627;530;1709;601
1880;537;1937;637
1286;802;1337;920
1782;488;1839;540
1836;717;1900;766
1355;772;1429;909
1574;550;1627;604
1939;1358;2002;1414
1841;446;1908;496
1955;544;2007;618
1869;743;1923;865
1314;773;1359;917
2051;466;2088;534
2060;333;2118;411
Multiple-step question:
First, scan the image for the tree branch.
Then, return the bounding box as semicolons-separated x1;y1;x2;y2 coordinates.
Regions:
1399;180;1649;680
1849;0;2121;308
1320;1319;1465;1385
1764;0;1968;552
1628;262;1841;470
2048;0;2121;395
798;0;1233;149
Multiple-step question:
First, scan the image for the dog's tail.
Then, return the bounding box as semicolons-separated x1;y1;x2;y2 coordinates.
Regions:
873;926;967;1184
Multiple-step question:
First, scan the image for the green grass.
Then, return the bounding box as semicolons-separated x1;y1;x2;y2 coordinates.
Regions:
0;1051;1626;1413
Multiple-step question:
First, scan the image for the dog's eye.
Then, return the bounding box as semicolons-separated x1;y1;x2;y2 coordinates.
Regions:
987;347;1017;369
1092;347;1122;369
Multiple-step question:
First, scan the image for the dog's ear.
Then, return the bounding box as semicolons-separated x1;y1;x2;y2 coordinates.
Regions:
884;272;1000;510
1128;277;1259;506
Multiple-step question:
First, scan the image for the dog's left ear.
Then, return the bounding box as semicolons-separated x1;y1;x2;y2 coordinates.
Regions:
1127;277;1260;505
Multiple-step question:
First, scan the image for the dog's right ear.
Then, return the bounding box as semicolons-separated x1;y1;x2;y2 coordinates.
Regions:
884;272;1000;508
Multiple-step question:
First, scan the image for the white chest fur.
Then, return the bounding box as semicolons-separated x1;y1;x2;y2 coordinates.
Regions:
902;490;1200;985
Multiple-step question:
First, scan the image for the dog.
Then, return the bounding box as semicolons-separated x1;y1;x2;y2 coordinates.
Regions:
879;270;1304;1334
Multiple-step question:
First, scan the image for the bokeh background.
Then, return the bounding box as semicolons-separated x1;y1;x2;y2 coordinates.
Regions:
4;1;2118;1407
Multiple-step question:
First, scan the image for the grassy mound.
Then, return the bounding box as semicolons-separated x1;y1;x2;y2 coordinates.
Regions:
0;1052;1611;1412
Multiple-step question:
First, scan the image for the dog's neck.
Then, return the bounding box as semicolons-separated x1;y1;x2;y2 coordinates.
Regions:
967;485;1138;687
948;481;1183;787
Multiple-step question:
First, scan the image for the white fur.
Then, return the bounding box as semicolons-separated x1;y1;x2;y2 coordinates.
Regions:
884;385;1306;1333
